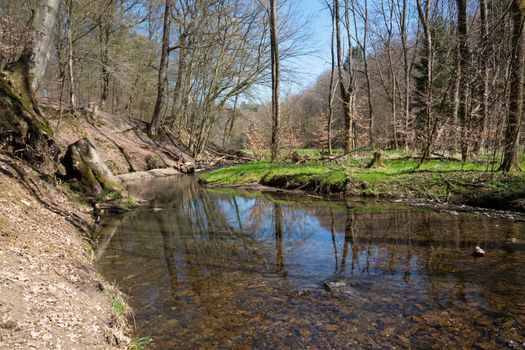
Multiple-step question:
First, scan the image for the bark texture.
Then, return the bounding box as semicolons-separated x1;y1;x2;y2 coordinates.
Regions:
500;0;524;173
149;0;173;136
0;0;60;168
270;0;281;161
17;0;60;94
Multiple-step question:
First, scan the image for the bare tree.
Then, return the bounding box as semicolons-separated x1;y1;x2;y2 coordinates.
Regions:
149;0;173;136
456;0;469;161
326;0;337;155
270;0;281;161
415;0;433;160
474;0;489;155
335;0;355;154
66;0;76;110
500;0;524;173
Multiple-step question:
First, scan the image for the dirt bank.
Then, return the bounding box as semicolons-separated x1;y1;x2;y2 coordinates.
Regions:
0;154;129;349
45;103;192;174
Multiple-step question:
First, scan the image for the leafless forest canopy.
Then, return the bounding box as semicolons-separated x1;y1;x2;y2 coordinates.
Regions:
1;0;524;169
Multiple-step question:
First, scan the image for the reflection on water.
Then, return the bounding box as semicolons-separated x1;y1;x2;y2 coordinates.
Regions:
97;176;525;349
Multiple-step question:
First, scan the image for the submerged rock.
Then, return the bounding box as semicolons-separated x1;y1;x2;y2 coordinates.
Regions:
323;280;367;302
472;246;485;257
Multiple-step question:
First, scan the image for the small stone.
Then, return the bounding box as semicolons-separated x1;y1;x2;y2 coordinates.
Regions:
324;281;347;292
20;199;31;207
472;246;485;257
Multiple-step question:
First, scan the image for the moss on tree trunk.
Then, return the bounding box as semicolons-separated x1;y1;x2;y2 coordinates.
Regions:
0;68;58;169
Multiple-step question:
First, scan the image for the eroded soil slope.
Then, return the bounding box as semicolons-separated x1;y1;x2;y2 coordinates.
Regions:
0;154;127;349
43;103;193;175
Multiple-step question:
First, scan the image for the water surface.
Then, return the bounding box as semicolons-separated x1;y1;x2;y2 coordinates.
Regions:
96;176;525;349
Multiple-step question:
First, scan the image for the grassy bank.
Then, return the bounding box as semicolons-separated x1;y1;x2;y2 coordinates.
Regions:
199;150;525;212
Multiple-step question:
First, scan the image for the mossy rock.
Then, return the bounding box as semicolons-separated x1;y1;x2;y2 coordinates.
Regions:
146;153;167;170
61;138;122;199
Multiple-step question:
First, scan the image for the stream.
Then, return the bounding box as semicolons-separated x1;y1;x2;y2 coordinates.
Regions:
95;175;525;349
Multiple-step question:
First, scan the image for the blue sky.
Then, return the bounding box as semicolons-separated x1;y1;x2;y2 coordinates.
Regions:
284;0;333;92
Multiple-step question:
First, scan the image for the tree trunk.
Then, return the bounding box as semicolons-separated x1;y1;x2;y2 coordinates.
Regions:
16;0;60;94
327;0;336;155
475;0;490;155
270;0;281;161
100;20;112;109
66;0;76;110
361;0;374;148
335;0;354;154
500;0;524;173
61;138;122;198
400;0;411;151
416;0;433;160
149;0;173;137
1;0;60;167
366;151;385;168
456;0;469;161
169;41;185;130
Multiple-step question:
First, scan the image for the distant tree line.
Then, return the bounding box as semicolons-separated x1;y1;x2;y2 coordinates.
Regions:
1;0;524;171
257;0;524;172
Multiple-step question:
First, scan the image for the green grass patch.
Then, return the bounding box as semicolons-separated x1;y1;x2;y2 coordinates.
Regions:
112;295;128;317
201;161;346;187
129;336;154;350
200;150;525;206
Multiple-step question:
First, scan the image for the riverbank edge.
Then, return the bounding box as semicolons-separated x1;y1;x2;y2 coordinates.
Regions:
199;163;525;221
0;155;190;349
0;154;141;349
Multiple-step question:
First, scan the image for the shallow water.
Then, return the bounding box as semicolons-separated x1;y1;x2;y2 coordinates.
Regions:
96;175;525;349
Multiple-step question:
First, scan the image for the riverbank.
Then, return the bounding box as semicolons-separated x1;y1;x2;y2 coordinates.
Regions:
0;104;207;349
199;151;525;213
0;153;132;348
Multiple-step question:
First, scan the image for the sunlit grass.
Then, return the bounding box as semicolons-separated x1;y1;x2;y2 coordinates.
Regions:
112;295;128;316
129;336;154;350
200;149;525;201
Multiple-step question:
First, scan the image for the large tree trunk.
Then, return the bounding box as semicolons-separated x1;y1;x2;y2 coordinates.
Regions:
14;0;60;94
169;38;186;131
500;0;524;173
0;0;60;168
149;0;173;137
270;0;281;161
